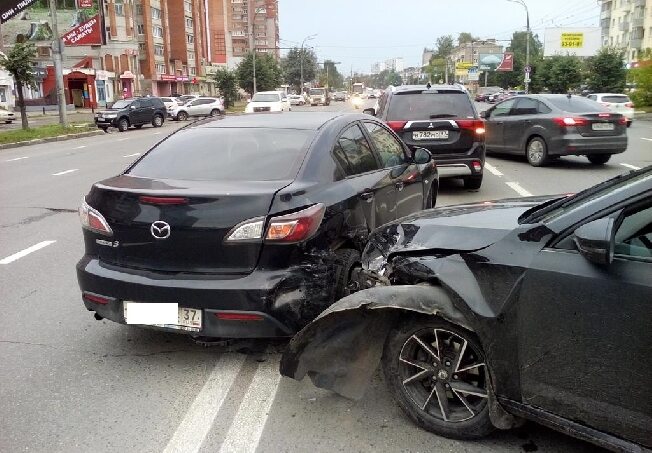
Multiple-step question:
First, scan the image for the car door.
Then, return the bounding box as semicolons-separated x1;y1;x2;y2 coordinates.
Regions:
484;98;516;151
516;202;652;446
128;100;143;124
185;99;202;117
333;124;396;230
363;121;425;218
503;97;540;153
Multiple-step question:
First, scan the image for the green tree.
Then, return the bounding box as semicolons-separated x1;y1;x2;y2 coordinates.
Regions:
211;68;238;109
458;32;480;45
586;47;627;93
236;52;282;95
319;60;343;89
629;61;652;106
0;41;37;130
372;69;402;87
433;35;455;83
495;31;544;91
281;47;318;93
538;55;583;93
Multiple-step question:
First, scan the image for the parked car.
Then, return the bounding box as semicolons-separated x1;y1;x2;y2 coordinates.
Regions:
170;97;223;121
176;94;198;105
587;93;634;127
244;91;291;113
309;88;330;106
76;112;438;338
474;87;502;102
0;107;16;124
158;96;179;117
288;94;306;106
481;94;628;167
486;91;503;103
94;97;166;132
333;91;347;102
281;166;652;453
364;84;486;189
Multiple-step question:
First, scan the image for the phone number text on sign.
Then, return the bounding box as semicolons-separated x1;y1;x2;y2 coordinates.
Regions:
561;33;584;48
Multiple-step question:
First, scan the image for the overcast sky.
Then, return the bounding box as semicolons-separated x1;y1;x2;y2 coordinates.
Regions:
277;0;600;73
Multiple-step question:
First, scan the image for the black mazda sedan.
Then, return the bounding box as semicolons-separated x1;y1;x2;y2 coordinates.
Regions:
281;167;651;452
77;112;438;338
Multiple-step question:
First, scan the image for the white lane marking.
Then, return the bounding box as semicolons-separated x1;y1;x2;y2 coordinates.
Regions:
506;181;533;197
74;145;87;149
5;156;29;162
641;138;652;142
219;357;282;453
484;162;503;177
620;163;641;170
52;169;79;176
163;354;246;453
0;240;57;265
117;137;130;141
122;152;141;158
153;132;161;135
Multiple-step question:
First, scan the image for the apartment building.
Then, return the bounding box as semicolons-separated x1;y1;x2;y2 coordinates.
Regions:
226;0;279;68
452;40;503;84
600;0;652;63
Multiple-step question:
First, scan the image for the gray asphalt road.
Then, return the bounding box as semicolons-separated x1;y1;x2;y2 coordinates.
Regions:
1;100;643;453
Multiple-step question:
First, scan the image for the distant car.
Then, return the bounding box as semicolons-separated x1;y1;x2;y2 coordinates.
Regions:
333;92;347;102
170;97;223;121
587;93;634;127
486;92;503;103
94;97;166;132
351;93;363;109
309;88;330;106
288;94;306;106
244;91;291;113
158;97;179;116
0;108;15;124
482;94;628;166
176;94;198;105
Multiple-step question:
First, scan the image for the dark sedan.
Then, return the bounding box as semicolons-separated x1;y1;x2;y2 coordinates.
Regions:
282;167;651;452
481;94;628;166
77;112;438;338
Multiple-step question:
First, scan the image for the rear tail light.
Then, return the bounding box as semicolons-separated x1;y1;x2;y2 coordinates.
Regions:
472;161;482;172
457;119;485;136
553;117;587;127
79;199;113;236
618;117;627;125
598;113;610;118
625;102;634;108
139;196;189;205
386;121;407;132
265;203;325;243
215;312;263;321
82;292;110;305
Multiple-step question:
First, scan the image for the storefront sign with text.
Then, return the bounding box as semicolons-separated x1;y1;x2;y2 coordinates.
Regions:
62;14;102;46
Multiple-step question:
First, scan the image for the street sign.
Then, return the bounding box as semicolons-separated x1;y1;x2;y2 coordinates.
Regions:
524;65;532;74
467;66;479;81
524;73;531;83
1;0;38;23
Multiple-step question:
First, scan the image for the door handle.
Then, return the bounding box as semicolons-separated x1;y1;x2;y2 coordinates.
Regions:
495;121;504;125
395;181;405;191
360;191;374;201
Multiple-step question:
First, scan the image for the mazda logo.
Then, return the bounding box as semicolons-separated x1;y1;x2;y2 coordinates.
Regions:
150;221;171;239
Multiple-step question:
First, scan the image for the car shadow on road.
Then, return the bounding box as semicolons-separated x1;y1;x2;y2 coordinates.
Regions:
487;153;622;172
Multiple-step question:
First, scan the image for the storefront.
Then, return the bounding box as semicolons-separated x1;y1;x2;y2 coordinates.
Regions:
0;68;16;110
119;71;135;99
94;70;114;106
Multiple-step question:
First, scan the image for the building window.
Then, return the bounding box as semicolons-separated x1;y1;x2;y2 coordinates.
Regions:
184;1;191;12
137;23;144;35
155;63;166;74
188;51;195;61
190;67;196;75
138;42;146;53
153;26;163;38
114;3;124;16
186;34;194;44
0;87;6;103
186;17;193;28
154;44;164;56
135;4;142;15
151;7;161;19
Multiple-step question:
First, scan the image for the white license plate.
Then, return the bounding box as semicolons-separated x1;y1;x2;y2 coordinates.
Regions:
413;130;449;140
592;123;615;131
123;302;202;331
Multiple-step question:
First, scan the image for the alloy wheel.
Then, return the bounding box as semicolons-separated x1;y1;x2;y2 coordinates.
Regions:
397;328;488;423
153;115;163;127
527;139;545;166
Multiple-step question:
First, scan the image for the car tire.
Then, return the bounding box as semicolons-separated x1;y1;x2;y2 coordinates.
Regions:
100;126;108;133
526;136;548;167
626;121;632;128
587;154;612;165
209;109;220;117
463;175;483;190
332;248;361;302
177;111;188;121
424;184;437;209
382;317;494;440
152;114;164;127
118;118;129;132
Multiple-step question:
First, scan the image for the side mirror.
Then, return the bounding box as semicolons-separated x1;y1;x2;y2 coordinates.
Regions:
413;147;433;165
479;110;488;119
573;217;616;265
362;108;375;116
129;105;136;110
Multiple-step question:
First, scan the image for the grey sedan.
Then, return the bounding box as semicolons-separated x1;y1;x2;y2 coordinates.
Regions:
481;94;628;166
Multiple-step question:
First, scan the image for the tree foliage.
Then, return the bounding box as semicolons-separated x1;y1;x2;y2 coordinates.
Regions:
281;47;318;93
0;41;37;130
458;32;480;45
629;61;652;107
489;31;544;91
211;68;238;109
435;35;455;58
236;52;282;95
586;47;627;93
318;60;344;89
537;55;583;93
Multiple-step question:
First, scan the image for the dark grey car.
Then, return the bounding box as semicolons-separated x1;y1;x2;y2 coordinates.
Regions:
481;94;628;167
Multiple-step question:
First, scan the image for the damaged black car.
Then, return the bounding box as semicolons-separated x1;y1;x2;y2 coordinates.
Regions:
77;112;438;338
281;167;651;452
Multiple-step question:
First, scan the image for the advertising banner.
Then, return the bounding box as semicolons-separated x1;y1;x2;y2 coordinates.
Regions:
62;14;102;46
478;53;502;71
77;0;93;7
1;0;39;23
544;27;601;57
496;52;514;72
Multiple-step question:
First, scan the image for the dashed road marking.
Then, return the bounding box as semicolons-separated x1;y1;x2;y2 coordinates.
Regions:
74;145;87;149
52;169;78;176
123;152;141;158
117;137;130;141
163;354;246;453
484;162;503;177
219;357;282;453
0;240;57;265
506;181;533;197
641;138;652;142
620;163;641;170
5;156;29;162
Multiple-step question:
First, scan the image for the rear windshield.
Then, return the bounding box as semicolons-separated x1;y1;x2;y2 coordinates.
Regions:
387;91;476;120
547;96;608;113
602;95;630;103
252;93;280;102
128;128;314;181
310;89;325;95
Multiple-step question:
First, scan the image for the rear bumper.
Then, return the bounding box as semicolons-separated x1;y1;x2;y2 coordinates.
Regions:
409;144;485;178
549;135;628;156
77;256;333;338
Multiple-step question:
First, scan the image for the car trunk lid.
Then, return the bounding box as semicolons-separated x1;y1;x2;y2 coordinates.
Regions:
570;112;626;137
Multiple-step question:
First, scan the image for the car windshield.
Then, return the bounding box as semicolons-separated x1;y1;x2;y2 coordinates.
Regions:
387;92;476;120
547;96;608;113
128;128;313;181
602;95;630;103
309;89;325;95
252;93;280;102
111;100;132;109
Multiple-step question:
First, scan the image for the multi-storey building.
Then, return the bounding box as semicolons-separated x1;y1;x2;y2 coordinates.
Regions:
452;39;503;84
600;0;651;63
226;0;279;67
370;61;386;74
384;57;404;73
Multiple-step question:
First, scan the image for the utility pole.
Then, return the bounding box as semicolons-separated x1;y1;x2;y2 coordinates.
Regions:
507;0;530;93
251;6;266;94
299;34;316;94
49;0;68;126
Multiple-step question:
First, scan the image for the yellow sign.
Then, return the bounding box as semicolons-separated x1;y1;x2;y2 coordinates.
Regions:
561;33;584;48
455;62;474;70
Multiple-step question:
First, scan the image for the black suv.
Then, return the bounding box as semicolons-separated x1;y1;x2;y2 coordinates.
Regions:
95;97;167;132
365;84;485;189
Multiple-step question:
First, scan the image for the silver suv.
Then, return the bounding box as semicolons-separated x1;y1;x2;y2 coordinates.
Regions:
171;97;224;121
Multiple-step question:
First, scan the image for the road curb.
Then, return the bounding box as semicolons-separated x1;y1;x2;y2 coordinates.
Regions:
0;129;105;150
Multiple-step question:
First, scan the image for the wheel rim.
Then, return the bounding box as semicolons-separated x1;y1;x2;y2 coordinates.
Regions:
154;116;162;126
120;120;128;130
528;140;544;163
398;328;488;423
179;113;187;120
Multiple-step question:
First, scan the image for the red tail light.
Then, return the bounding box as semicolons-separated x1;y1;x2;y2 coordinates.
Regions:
625;102;634;108
598;113;610;118
82;292;110;305
618;117;627;125
457;119;486;136
79;199;113;236
215;312;263;321
139;196;189;205
553;117;587;127
386;121;407;132
265;203;325;243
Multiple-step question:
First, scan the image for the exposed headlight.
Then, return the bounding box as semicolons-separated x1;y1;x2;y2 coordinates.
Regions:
103;113;117;118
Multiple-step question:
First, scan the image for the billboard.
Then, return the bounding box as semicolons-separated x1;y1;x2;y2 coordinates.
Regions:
496;52;513;72
1;0;39;23
478;53;513;72
544;27;601;57
62;14;102;46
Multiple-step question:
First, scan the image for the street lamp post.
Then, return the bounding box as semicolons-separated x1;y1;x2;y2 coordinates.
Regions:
49;0;68;127
508;0;530;94
299;34;317;95
251;6;266;94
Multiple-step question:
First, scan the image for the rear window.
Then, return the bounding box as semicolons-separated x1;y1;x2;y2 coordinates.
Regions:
128;128;314;181
602;95;630;103
310;89;325;95
252;93;280;102
387;91;476;120
547;96;608;113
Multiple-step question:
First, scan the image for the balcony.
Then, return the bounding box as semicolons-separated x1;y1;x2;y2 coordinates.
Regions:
633;0;644;6
231;30;246;37
631;37;642;48
619;21;630;31
600;8;611;20
631;17;644;28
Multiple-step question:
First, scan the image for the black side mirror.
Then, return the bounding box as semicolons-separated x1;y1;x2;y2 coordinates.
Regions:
362;108;375;116
413;147;432;165
479;110;488;119
573;217;616;265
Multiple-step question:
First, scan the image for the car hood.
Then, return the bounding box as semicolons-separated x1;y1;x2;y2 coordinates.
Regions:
367;196;557;257
97;108;120;114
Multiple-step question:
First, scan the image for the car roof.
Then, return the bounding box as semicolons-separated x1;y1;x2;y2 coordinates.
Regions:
194;112;360;130
256;91;283;95
389;84;467;94
592;93;629;96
